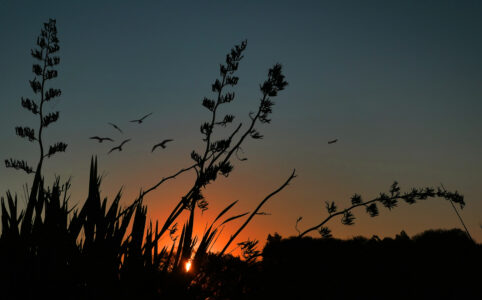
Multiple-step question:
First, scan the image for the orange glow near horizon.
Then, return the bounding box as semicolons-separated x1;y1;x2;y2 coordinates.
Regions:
66;154;482;259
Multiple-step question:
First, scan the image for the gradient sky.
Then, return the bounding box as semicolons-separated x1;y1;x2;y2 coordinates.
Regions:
1;1;481;253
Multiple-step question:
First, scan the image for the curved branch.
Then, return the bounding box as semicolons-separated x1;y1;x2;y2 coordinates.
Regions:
141;163;198;199
219;169;296;256
299;185;465;237
299;198;379;237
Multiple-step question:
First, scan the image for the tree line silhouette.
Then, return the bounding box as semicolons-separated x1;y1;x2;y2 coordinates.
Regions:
1;18;479;300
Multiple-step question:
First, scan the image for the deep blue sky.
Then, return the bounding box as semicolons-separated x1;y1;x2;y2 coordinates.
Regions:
1;1;481;247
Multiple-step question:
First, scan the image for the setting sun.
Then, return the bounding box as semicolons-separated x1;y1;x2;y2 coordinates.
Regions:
185;260;192;272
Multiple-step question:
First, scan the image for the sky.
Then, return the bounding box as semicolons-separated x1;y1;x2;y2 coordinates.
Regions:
1;0;481;253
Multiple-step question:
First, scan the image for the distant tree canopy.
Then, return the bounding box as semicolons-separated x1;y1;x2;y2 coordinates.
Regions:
186;229;481;299
257;229;481;300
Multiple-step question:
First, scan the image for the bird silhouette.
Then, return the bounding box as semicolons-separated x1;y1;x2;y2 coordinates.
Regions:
152;139;174;152
108;122;123;134
90;136;114;143
108;139;131;154
130;113;152;124
328;139;338;144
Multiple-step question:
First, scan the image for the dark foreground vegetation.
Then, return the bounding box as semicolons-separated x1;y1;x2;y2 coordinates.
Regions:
1;171;480;300
2;18;480;300
0;160;480;299
259;230;481;300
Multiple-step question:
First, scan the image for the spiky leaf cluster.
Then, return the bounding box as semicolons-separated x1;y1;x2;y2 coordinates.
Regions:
45;142;67;158
237;239;261;263
209;139;231;154
15;126;36;142
258;64;288;124
325;201;337;214
215;114;235;127
202;98;215;112
29;78;42;93
341;210;355;225
221;41;247;77
42;111;59;127
351;194;362;205
191;150;202;164
44;88;61;101
198;166;218;187
365;203;379;217
390;181;401;196
21;97;39;114
4;159;34;174
197;161;234;187
200;122;212;138
218;161;233;177
319;226;332;238
379;192;398;210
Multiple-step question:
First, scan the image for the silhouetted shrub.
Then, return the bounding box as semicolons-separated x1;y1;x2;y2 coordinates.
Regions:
258;229;481;300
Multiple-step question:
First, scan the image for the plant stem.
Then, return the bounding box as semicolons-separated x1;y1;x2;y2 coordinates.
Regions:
219;170;296;255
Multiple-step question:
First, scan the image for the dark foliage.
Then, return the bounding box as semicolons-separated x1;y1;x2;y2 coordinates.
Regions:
259;230;481;300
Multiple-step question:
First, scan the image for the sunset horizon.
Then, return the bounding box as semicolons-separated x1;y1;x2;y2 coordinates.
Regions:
1;1;481;299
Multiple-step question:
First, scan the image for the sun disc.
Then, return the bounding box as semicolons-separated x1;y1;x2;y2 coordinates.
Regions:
185;260;192;272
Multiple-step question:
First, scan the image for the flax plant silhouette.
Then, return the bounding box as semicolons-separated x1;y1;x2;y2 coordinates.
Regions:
131;40;295;275
297;181;465;238
4;18;67;236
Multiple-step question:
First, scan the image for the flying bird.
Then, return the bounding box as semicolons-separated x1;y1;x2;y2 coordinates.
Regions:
90;136;114;143
328;139;338;144
151;139;174;152
108;139;131;154
130;113;153;124
108;122;123;134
